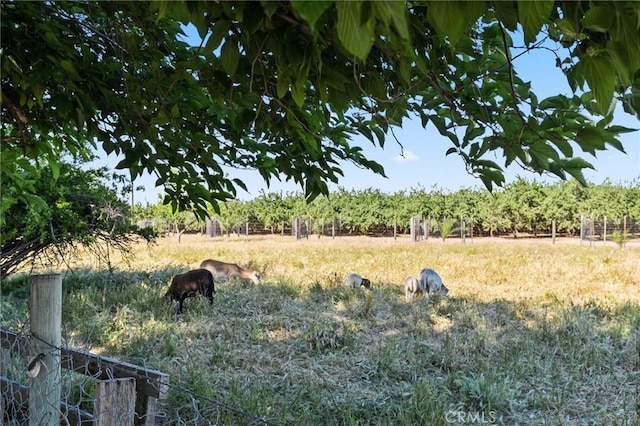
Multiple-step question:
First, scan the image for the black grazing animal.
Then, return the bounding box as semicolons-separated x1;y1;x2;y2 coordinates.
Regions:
165;269;215;313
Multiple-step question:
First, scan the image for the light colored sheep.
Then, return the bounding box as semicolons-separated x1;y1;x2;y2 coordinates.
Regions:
419;268;449;299
200;259;261;285
165;268;215;313
347;273;371;289
404;276;421;302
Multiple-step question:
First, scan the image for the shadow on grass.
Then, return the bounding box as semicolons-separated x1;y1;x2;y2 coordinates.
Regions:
2;268;638;425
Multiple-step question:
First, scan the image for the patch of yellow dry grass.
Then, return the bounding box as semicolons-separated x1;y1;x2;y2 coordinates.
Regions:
119;234;639;305
6;233;638;424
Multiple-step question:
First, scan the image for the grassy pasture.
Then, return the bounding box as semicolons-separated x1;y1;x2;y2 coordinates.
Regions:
2;235;639;425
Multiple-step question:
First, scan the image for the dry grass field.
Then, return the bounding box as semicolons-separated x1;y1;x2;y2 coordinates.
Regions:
2;234;639;425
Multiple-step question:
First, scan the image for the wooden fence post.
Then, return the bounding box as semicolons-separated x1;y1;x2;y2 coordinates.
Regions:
552;219;556;244
95;378;136;426
424;218;430;240
29;273;62;426
603;216;607;242
410;216;421;242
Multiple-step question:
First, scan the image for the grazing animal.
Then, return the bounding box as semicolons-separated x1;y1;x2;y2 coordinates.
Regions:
404;276;421;302
347;273;371;289
200;259;261;285
419;268;449;299
165;269;215;313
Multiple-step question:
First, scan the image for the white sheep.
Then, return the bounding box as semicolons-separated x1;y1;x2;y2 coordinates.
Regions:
419;268;449;299
404;276;421;302
200;259;261;285
347;273;371;289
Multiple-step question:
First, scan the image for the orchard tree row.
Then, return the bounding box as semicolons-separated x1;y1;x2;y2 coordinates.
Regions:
135;178;640;238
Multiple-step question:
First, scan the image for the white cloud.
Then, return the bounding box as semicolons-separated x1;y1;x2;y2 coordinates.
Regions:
392;150;420;163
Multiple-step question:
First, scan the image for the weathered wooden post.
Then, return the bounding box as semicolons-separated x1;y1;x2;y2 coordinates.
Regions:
603;216;607;242
552;219;556;244
29;273;62;426
410;216;421;242
95;378;136;426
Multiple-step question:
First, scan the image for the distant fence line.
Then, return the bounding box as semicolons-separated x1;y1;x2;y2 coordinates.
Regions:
579;216;639;246
137;216;640;243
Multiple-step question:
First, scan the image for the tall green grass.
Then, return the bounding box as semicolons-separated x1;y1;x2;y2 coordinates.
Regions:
2;235;638;424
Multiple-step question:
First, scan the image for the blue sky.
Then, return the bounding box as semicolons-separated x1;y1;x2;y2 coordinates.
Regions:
92;24;640;204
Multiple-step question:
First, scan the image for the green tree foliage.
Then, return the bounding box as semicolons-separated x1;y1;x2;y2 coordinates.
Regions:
2;1;638;220
0;163;151;278
211;200;249;237
582;180;630;220
142;179;638;238
540;181;585;234
250;191;290;234
475;191;511;237
306;196;335;238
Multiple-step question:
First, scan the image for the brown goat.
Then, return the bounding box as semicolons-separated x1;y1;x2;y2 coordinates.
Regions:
165;268;215;313
200;259;261;285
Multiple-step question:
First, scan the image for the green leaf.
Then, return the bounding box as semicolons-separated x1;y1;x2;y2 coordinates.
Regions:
607;125;638;135
493;1;519;31
538;95;569;110
291;0;333;30
574;127;607;155
276;78;288;98
220;40;240;76
427;1;482;44
547;133;574;157
559;158;595;186
292;78;305;107
372;1;409;39
49;161;60;180
336;1;375;60
59;60;81;81
518;0;554;45
478;168;505;191
576;54;616;115
464;125;485;142
582;6;614;33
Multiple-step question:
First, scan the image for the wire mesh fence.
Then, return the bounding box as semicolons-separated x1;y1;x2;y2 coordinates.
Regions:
579;216;640;246
1;326;168;425
1;327;276;425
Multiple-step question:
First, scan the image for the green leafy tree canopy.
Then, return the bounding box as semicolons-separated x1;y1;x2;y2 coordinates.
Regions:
2;1;638;219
